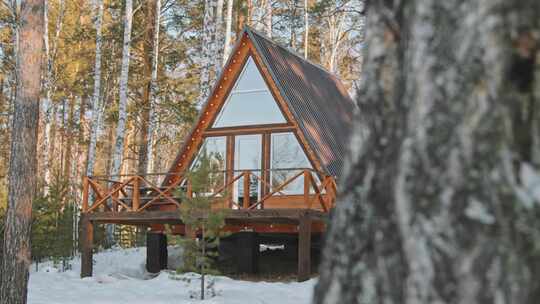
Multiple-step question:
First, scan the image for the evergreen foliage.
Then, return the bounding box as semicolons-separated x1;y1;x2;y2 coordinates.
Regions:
32;179;76;268
176;150;228;300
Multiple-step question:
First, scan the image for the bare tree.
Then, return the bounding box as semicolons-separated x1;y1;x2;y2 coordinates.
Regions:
223;0;234;65
110;0;133;178
86;0;105;178
0;0;44;302
314;1;540;304
303;0;308;59
146;0;161;174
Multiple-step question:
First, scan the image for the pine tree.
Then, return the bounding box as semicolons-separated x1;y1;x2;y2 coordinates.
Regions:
177;151;228;300
0;0;44;302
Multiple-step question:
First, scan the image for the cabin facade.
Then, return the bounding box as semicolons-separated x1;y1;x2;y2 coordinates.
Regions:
80;27;355;281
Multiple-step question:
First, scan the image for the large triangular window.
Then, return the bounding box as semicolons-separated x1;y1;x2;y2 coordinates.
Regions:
212;57;287;128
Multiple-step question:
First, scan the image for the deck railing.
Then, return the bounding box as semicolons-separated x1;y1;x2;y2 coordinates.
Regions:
81;168;337;214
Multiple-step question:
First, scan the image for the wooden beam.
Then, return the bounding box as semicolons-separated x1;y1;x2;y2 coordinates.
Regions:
82;177;89;212
243;171;250;209
80;214;94;278
86;209;327;224
297;214;312;282
132;176;140;211
204;124;295;137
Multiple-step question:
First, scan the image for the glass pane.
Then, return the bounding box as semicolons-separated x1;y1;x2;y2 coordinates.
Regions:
212;55;287;128
235;135;262;207
270;133;312;194
234;57;267;91
190;137;226;194
213;91;286;127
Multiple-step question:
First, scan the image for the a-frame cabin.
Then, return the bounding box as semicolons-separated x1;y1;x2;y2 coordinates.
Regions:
80;27;355;281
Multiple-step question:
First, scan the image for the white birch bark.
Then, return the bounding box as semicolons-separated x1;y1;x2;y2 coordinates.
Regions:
86;0;104;177
198;0;216;106
264;0;272;37
222;0;233;65
110;0;133;178
303;0;308;59
214;0;224;74
41;0;51;188
146;0;161;175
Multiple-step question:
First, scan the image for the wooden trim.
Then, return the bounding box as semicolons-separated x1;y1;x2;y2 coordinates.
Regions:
204;124;294;137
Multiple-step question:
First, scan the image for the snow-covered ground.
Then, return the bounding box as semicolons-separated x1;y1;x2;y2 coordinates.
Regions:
28;247;316;304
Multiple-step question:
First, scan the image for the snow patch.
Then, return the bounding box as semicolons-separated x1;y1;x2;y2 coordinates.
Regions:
28;247;316;304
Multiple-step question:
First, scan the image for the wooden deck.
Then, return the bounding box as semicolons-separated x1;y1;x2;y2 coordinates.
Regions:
79;169;336;282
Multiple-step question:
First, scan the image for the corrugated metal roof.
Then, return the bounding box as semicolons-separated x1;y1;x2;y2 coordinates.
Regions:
246;27;356;178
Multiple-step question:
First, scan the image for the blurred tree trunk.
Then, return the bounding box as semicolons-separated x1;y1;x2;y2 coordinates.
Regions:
0;0;44;303
314;1;540;304
199;0;217;106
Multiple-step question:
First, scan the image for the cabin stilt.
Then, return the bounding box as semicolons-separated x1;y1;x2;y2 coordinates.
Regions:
80;214;94;278
297;214;311;282
146;232;168;273
236;231;259;274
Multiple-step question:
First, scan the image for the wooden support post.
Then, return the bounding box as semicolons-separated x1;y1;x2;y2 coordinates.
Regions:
298;213;312;282
82;177;89;212
112;182;119;212
146;232;168;273
304;170;310;208
243;171;250;209
132;176;140;211
187;179;193;198
235;231;259;274
80;214;94;278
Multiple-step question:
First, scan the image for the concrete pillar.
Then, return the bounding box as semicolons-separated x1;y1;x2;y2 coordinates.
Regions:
146;232;168;273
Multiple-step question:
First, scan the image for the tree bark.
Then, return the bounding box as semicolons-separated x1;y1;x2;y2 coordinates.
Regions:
0;0;44;303
86;0;105;177
314;1;540;304
110;0;133;178
198;0;217;106
303;0;308;59
223;0;234;65
137;0;158;176
146;0;161;175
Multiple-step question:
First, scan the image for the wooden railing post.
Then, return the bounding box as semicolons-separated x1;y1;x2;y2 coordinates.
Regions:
132;176;140;211
187;179;193;198
112;182;119;212
243;171;250;209
303;170;310;208
82;177;89;212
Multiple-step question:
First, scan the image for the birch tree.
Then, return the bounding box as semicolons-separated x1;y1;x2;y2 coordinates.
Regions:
146;0;161;175
0;0;44;302
198;0;216;106
110;0;133;178
303;0;308;59
314;1;540;304
85;0;104;177
222;0;233;65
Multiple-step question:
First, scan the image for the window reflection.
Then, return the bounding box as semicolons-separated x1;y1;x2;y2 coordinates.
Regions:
190;137;226;194
213;56;286;128
270;133;312;194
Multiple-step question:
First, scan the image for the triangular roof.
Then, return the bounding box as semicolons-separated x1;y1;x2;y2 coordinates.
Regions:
164;27;355;185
